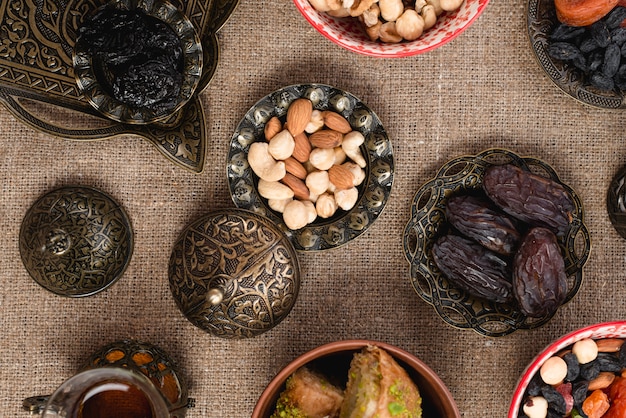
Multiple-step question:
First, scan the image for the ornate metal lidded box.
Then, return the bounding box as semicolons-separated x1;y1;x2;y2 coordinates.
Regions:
19;186;133;297
0;0;238;172
168;209;301;339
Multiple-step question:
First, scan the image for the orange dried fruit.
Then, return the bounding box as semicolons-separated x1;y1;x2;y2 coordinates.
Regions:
554;0;618;27
582;389;611;418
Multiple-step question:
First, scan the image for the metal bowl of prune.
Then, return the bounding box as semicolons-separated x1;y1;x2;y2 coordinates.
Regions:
402;148;591;337
528;0;626;108
73;0;203;124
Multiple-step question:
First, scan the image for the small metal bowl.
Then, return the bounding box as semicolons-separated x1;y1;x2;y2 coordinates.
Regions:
19;186;133;297
402;149;591;337
252;340;461;418
227;83;395;251
528;0;626;108
73;0;203;124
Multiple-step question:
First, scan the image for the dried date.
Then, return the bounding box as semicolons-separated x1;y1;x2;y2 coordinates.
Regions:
513;227;568;318
483;164;575;236
445;194;521;256
432;235;513;303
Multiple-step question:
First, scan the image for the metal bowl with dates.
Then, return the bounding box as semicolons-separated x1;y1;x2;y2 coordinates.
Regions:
402;148;591;337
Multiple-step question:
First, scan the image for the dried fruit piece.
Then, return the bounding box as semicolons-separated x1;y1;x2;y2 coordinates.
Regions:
287;98;313;137
482;164;575;235
582;389;610;418
513;227;568;318
431;234;513;303
554;0;618;27
445;194;521;256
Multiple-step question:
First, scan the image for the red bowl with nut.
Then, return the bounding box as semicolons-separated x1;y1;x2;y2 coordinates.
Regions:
227;83;395;251
509;321;626;418
293;0;489;57
252;340;461;417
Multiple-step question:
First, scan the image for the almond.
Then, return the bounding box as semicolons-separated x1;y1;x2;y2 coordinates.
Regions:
292;132;312;163
287;99;312;137
322;111;352;134
596;338;625;352
309;129;343;149
588;372;616;391
281;173;311;200
264;116;282;141
328;164;355;190
284;157;308;180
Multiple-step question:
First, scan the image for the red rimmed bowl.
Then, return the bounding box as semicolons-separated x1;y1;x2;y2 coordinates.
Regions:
252;339;460;417
292;0;489;57
508;321;626;417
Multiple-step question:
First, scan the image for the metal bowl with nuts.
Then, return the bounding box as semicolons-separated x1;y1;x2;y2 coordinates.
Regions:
227;84;394;251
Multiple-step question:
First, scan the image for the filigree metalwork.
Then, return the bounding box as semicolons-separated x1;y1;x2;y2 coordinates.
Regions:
79;340;192;418
227;84;395;251
19;186;133;297
0;0;239;172
607;165;626;240
402;149;591;337
527;0;625;108
168;209;301;339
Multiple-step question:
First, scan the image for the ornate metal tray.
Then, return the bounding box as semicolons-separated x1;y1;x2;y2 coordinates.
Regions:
227;84;394;251
0;0;239;172
527;0;626;108
402;149;591;337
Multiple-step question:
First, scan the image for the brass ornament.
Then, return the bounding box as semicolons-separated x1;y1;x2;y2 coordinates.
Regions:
402;149;591;337
227;83;395;251
0;0;239;172
168;209;301;339
19;186;133;297
608;165;626;240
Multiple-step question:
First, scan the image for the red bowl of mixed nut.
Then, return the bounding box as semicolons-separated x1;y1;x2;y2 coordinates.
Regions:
509;321;626;418
293;0;490;57
227;84;395;251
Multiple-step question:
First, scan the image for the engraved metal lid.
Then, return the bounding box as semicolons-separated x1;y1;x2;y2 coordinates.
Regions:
19;186;133;297
168;209;300;339
608;165;626;240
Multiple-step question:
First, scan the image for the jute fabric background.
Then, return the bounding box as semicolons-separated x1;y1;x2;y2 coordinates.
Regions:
1;0;625;417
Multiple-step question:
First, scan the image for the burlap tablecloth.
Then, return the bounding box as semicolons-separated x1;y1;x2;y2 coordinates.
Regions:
1;0;625;416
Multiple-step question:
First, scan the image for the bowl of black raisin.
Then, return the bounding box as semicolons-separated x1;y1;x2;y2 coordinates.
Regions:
73;0;203;124
528;0;626;108
402;148;591;337
509;321;626;418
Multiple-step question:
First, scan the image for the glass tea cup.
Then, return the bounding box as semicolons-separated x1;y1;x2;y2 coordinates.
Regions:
23;340;192;418
24;367;169;418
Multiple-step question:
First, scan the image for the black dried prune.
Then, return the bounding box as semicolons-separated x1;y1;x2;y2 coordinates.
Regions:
431;235;513;303
597;352;623;372
611;27;626;45
591;20;611;48
445;194;521;256
603;43;621;77
548;42;584;62
620;340;626;367
513;227;568;318
580;361;600;380
482;164;575;235
541;384;567;415
588;49;604;72
572;380;589;407
551;24;586;41
591;71;616;90
606;6;626;29
563;352;581;381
